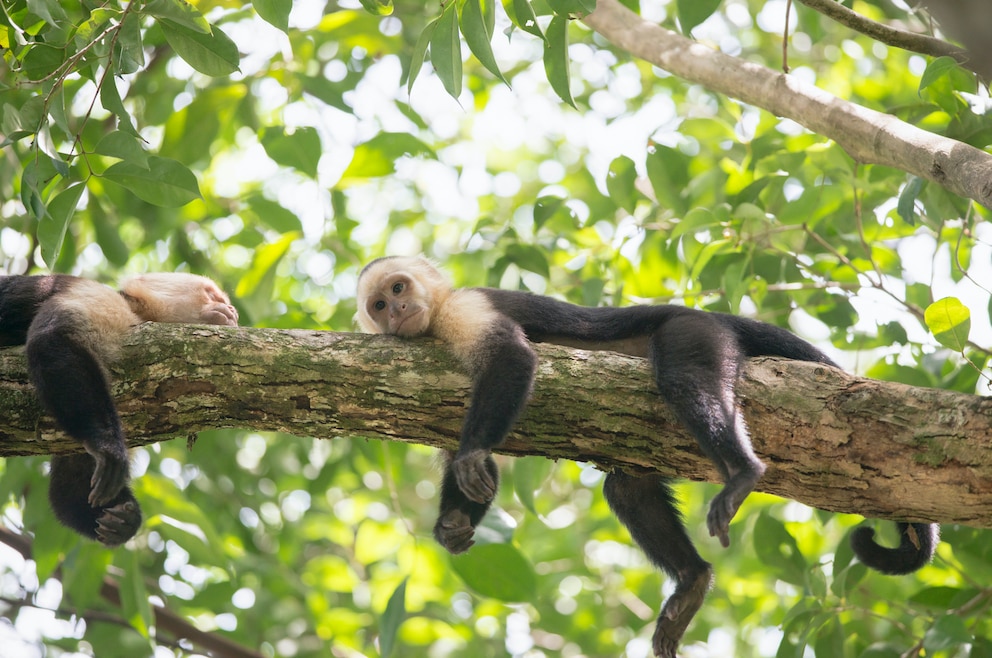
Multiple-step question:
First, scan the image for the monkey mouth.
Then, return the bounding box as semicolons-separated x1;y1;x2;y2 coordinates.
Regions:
394;309;425;336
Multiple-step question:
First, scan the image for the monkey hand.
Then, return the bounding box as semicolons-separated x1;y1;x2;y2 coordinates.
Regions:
85;444;131;508
451;449;497;504
706;470;762;548
95;496;142;547
434;509;476;554
199;301;239;326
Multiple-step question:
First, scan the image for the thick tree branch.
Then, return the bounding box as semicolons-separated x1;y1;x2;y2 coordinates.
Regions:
0;324;990;527
582;0;992;209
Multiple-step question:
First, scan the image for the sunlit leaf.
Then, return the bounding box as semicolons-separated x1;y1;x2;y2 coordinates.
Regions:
159;19;240;76
340;132;436;181
547;0;597;17
513;456;551;515
379;578;407;658
924;297;970;351
508;0;545;39
39;182;84;268
358;0;394;16
543;15;574;107
253;0;293;31
461;0;509;85
145;0;211;33
677;0;722;34
897;175;924;224
103;156;201;206
118;549;154;638
606;154;638;213
431;1;462;99
408;16;441;95
919;56;959;93
451;543;537;601
260;126;322;178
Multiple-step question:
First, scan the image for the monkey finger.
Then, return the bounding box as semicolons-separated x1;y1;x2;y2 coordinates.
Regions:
96;502;141;546
88;458;127;507
201;303;239;326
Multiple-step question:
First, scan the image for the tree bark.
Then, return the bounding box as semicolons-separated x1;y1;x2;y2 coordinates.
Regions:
582;0;992;210
1;324;990;527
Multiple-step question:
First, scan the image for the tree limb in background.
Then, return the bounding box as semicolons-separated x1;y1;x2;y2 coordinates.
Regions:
792;0;972;72
582;0;992;210
0;526;264;658
1;325;989;527
919;0;992;80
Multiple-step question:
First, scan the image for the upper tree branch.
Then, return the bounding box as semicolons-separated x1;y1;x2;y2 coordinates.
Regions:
792;0;972;72
582;0;992;209
0;325;989;527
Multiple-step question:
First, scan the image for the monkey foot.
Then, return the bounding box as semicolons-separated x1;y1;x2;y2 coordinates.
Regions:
451;449;497;504
651;566;712;658
95;500;142;547
706;468;763;548
434;509;476;554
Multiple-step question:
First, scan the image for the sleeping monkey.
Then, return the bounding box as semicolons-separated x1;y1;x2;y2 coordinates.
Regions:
356;255;937;658
0;273;238;546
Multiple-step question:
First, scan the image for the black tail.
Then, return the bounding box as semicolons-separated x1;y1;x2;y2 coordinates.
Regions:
851;522;938;574
715;314;838;367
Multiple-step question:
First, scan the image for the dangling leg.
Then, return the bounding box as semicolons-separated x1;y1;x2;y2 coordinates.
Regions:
650;316;766;547
604;471;713;658
434;450;499;554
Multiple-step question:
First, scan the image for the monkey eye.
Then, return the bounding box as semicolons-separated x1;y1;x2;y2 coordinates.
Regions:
373;300;386;312
392;282;404;294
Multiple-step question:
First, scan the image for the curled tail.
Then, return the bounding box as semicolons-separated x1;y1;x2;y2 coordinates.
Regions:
851;522;938;574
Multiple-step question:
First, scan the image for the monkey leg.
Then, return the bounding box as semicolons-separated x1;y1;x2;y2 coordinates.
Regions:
649;320;766;547
434;450;499;554
49;454;142;546
603;471;713;658
26;318;131;507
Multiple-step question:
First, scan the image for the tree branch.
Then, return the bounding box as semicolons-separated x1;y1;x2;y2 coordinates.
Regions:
582;0;992;209
1;325;989;527
792;0;972;72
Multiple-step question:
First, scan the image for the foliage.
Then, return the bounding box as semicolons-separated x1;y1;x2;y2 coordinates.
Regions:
1;0;991;657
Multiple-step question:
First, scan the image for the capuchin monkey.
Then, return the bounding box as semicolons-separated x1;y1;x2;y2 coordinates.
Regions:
0;273;238;546
356;255;937;658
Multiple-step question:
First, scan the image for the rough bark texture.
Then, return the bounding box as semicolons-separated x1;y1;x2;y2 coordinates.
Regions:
0;324;989;528
582;0;992;210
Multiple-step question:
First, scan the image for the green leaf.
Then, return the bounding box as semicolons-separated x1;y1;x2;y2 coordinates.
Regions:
21;43;64;81
260;126;322;178
95;130;151;166
543;15;574;107
677;0;722;34
509;0;545;39
431;1;462;99
896;176;924;225
547;0;597;17
451;543;537;601
114;10;145;74
408;16;441;95
253;0;293;31
247;194;304;233
512;456;551;515
103;156;201;206
752;513;807;586
646;143;691;215
62;543;113;612
159;19;240;76
924;297;971;351
39;182;84;268
922;614;972;651
145;0;211;33
379;578;407;658
461;0;509;85
99;74;140;136
358;0;394;16
919;56;959;93
340;132;436;181
606;155;638;213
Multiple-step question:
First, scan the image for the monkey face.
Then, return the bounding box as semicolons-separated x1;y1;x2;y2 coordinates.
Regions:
356;257;441;337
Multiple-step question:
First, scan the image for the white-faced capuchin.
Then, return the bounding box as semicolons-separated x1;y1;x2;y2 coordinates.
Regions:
0;273;238;547
356;255;938;658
